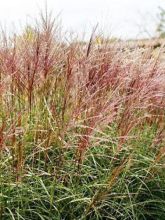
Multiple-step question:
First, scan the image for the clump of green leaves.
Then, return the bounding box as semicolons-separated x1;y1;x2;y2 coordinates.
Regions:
0;9;165;220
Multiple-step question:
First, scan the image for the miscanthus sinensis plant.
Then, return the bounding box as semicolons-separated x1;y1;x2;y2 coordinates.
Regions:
0;11;165;220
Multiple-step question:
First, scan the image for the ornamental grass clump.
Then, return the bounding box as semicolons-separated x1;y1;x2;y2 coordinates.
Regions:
0;11;164;220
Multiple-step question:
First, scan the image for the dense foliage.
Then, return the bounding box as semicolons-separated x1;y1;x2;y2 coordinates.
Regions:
0;12;165;219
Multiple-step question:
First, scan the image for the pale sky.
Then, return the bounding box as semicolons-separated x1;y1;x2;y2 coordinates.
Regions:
0;0;165;39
